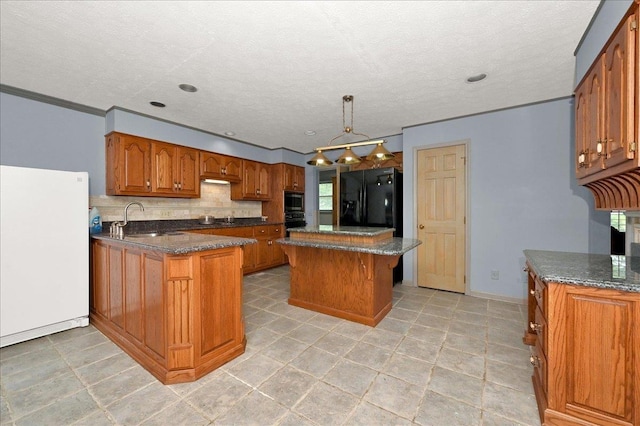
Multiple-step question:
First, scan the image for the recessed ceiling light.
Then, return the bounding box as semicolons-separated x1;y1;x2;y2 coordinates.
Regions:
224;131;236;136
179;84;198;93
304;130;316;136
466;73;487;83
150;101;166;107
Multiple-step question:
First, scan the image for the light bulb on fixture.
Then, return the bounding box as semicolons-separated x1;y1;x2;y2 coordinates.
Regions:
308;95;393;167
307;150;333;166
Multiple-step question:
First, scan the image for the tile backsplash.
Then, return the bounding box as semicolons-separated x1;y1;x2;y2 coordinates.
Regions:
90;182;262;222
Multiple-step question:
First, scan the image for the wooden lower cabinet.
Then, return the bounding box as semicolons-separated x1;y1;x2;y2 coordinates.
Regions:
90;240;245;384
524;263;639;425
190;224;285;274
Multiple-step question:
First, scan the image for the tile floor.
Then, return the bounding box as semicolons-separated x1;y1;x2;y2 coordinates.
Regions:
0;266;540;425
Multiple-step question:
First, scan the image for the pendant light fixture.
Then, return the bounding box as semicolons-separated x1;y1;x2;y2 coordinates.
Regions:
307;95;394;166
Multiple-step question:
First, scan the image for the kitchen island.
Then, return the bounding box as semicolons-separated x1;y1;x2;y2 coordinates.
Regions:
278;226;421;326
522;250;639;425
90;231;254;384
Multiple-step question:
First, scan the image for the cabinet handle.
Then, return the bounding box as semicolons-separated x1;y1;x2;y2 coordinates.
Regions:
222;167;226;174
529;322;542;333
256;189;261;195
174;182;178;189
146;180;151;189
530;355;540;368
178;182;182;190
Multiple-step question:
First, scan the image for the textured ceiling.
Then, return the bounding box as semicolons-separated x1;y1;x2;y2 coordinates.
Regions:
0;1;599;153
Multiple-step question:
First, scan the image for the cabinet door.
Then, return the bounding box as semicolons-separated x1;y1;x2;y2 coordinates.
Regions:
254;237;271;270
604;13;636;169
200;151;224;178
152;142;178;195
584;58;606;177
242;160;259;198
550;284;640;425
118;135;152;194
257;163;271;199
294;166;305;192
283;164;295;191
177;147;200;197
199;248;242;356
222;156;242;182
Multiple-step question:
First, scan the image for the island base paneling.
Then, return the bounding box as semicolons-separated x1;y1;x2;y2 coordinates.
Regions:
282;245;399;326
90;240;246;384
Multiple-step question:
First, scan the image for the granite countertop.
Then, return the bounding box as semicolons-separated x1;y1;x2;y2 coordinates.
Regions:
277;236;422;256
289;225;396;236
524;250;640;293
102;217;283;234
91;218;276;255
92;232;256;255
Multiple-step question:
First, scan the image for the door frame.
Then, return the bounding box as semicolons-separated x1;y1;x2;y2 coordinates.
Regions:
412;139;470;293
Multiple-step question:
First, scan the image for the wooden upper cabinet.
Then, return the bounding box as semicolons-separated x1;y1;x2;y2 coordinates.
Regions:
106;132;152;195
603;12;636;170
177;147;200;197
575;58;605;179
152;143;200;197
200;151;242;182
106;132;200;198
152;142;178;195
231;160;271;200
575;3;639;210
283;164;305;192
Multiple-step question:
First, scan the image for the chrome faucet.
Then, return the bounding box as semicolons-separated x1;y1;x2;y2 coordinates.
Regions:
123;201;144;226
110;202;144;238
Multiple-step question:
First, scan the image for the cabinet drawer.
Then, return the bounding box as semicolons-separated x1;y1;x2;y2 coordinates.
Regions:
532;306;547;353
207;227;254;238
532;340;547;394
533;278;547;314
254;224;283;238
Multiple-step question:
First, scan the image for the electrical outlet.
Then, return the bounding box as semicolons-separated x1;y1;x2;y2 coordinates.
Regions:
491;270;499;280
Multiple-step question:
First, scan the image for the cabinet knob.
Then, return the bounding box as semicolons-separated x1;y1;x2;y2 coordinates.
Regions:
523;266;529;272
146;180;151;189
529;322;542;333
530;355;540;368
256;189;261;194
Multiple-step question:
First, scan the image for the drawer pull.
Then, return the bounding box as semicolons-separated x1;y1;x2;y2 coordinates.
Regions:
529;322;542;333
530;355;540;368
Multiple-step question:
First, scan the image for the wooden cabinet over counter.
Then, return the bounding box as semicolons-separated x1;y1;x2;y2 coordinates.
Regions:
90;233;251;384
230;160;271;200
575;1;639;209
523;250;640;425
106;132;200;198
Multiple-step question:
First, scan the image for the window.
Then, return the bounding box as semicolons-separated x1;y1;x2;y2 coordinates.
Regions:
318;182;333;211
611;210;626;255
611;210;626;232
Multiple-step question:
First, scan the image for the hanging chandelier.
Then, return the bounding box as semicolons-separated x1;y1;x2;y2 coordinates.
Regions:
307;95;395;166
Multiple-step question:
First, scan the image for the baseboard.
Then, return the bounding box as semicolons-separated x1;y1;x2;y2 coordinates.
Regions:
466;289;526;305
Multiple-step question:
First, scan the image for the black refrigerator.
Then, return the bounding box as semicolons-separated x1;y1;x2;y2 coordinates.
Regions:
340;167;403;283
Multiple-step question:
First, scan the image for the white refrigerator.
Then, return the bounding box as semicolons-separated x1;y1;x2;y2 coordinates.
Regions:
1;165;89;347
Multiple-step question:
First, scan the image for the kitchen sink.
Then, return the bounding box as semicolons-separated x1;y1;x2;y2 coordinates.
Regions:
127;231;183;238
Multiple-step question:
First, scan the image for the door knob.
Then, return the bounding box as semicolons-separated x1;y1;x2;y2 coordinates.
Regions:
419;224;424;229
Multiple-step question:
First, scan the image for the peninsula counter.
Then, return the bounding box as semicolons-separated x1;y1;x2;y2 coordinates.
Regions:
278;226;421;326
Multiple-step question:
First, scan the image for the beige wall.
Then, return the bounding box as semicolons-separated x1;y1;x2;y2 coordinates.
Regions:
90;182;261;222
